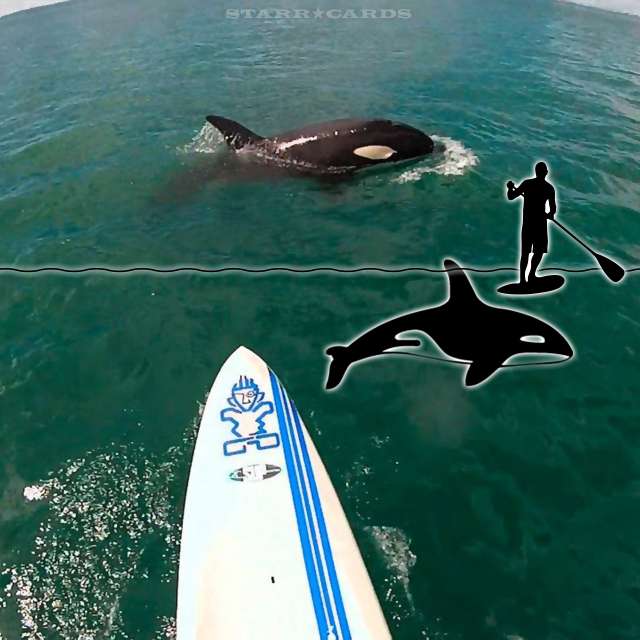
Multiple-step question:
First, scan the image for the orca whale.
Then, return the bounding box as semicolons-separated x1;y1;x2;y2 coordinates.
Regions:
205;115;434;174
325;259;573;389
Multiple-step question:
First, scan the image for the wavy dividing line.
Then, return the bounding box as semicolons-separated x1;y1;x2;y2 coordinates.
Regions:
0;265;637;275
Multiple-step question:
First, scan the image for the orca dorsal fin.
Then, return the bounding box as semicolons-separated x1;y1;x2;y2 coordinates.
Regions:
206;115;263;150
444;259;481;306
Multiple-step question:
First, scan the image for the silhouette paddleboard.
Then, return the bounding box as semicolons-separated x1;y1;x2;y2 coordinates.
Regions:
498;274;565;295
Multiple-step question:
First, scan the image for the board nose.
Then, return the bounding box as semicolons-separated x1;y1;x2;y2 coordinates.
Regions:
227;345;260;362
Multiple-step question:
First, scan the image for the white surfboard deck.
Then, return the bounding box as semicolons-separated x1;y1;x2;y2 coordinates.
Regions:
177;346;391;640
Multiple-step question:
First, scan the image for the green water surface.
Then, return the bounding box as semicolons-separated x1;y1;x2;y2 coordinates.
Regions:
0;0;639;638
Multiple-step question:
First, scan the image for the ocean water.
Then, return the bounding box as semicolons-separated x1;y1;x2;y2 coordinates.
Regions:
0;0;639;639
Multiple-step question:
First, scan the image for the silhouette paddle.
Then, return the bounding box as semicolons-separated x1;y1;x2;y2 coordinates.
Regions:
551;219;625;283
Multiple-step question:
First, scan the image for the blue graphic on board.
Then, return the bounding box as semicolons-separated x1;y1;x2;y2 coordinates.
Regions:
221;376;280;456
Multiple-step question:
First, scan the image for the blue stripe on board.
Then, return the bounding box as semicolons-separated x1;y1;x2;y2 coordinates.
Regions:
290;399;352;640
279;382;337;637
269;371;325;638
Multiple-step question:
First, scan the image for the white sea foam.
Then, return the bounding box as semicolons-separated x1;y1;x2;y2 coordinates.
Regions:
365;525;417;623
3;450;178;638
155;617;177;639
394;135;478;183
179;123;225;154
558;0;640;17
0;0;70;19
8;449;161;639
23;484;50;501
1;413;200;639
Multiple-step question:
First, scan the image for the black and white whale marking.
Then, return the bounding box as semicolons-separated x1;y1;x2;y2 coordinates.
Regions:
325;259;574;389
206;115;434;173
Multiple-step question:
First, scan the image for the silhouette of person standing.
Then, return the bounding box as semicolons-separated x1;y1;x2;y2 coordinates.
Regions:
506;162;556;284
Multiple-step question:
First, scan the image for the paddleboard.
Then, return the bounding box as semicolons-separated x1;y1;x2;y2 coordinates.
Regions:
497;274;565;295
177;346;391;640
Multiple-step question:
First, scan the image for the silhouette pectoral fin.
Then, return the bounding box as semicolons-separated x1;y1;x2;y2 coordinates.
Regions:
464;356;505;387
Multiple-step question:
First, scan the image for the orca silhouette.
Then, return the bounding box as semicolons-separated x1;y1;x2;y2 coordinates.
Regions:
325;259;573;389
205;115;434;174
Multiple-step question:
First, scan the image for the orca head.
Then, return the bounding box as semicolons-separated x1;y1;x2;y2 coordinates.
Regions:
349;120;434;163
464;306;573;387
512;314;574;360
388;121;434;157
439;259;573;386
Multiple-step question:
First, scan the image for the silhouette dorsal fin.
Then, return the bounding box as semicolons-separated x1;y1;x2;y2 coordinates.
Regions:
444;259;481;305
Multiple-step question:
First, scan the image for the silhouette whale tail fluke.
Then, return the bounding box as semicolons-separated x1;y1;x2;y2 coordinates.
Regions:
325;346;351;390
206;115;263;150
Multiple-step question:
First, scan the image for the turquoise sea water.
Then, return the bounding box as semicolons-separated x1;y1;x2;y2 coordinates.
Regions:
1;0;639;638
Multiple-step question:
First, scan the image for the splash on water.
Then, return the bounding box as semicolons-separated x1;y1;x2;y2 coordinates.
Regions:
179;123;225;154
366;526;456;638
366;525;417;623
1;449;173;639
23;485;49;502
154;616;176;639
0;412;200;639
344;457;377;521
394;136;478;183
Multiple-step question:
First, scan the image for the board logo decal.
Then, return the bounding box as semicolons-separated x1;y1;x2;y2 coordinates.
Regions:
221;375;281;456
229;463;281;482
